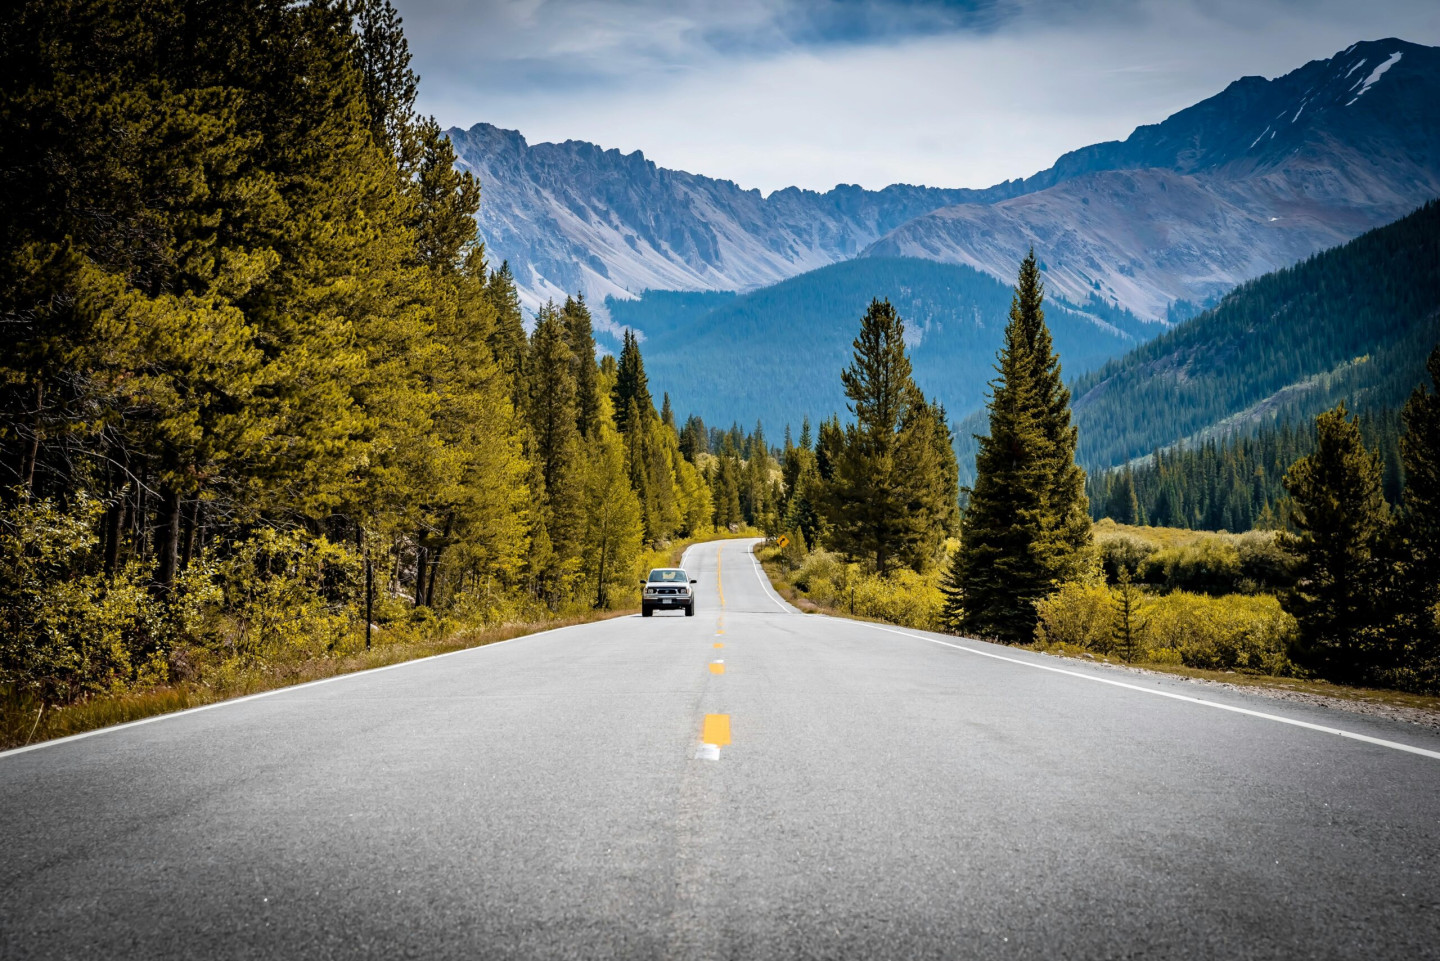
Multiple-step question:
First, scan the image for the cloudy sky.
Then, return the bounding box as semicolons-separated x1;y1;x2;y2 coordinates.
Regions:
394;0;1440;193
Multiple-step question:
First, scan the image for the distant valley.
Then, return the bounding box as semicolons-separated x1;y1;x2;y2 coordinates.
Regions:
448;37;1440;454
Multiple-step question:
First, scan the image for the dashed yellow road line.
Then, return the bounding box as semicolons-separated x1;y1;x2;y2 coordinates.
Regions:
716;547;725;608
713;642;723;649
709;661;725;675
702;714;731;746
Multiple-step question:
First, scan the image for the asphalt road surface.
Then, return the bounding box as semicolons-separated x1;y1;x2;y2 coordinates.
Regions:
3;538;1439;960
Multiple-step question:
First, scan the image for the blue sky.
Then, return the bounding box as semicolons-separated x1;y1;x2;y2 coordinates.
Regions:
395;0;1440;192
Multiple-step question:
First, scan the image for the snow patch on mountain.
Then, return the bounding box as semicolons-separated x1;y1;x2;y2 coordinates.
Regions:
1348;51;1402;105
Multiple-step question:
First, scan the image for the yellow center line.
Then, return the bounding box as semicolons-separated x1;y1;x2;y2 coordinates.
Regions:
702;714;731;746
716;547;725;608
713;642;723;649
709;661;725;675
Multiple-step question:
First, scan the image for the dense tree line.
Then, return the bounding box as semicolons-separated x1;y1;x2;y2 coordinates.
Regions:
1279;356;1440;692
0;0;732;707
1089;411;1405;532
1071;200;1440;470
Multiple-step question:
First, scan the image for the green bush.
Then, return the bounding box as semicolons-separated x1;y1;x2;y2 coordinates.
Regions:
1034;575;1297;675
212;528;361;661
1140;538;1242;595
1097;532;1158;581
1234;531;1299;592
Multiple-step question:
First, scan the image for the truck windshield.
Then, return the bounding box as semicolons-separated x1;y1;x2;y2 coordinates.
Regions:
648;570;687;583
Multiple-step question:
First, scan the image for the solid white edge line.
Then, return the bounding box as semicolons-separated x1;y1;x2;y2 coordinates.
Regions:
749;541;793;615
0;620;595;762
860;622;1440;762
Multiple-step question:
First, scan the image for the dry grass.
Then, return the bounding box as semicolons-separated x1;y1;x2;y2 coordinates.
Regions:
1092;517;1231;548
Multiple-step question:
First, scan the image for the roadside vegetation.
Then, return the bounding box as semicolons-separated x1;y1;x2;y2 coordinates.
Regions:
0;2;774;748
759;251;1440;701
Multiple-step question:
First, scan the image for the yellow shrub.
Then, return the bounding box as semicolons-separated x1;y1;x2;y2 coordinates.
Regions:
1141;591;1296;674
1035;582;1115;653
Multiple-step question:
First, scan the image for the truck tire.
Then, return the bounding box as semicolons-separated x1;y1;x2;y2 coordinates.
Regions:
642;605;653;617
685;602;695;617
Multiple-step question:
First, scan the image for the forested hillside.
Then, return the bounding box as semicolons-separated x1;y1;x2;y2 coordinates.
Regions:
612;257;1155;429
0;0;771;732
1088;410;1406;532
1071;201;1440;470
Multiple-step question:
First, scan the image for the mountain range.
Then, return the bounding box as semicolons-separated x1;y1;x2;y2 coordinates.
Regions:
449;38;1440;326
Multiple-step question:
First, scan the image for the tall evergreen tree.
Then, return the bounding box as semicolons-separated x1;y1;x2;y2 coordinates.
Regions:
525;304;584;597
486;261;528;409
561;295;601;438
943;252;1092;642
1281;403;1389;683
824;300;950;572
578;426;643;609
1395;346;1440;689
612;329;653;428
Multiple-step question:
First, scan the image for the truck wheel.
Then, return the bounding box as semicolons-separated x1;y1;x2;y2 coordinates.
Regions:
642;605;653;617
685;603;695;617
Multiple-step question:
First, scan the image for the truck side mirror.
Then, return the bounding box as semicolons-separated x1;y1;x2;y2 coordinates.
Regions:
690;579;698;584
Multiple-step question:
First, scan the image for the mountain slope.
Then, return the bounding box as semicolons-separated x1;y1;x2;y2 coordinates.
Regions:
612;258;1146;430
865;39;1440;318
449;39;1440;322
1069;200;1440;470
448;123;978;313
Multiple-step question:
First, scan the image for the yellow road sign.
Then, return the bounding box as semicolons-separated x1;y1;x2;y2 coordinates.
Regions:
777;534;790;548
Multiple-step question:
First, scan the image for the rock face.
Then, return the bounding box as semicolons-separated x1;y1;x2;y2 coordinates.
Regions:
864;39;1440;317
447;123;979;314
448;38;1440;320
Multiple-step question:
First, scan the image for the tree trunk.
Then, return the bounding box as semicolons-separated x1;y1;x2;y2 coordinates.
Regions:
180;498;200;569
423;514;454;607
20;380;42;496
134;463;149;560
413;542;429;608
155;486;182;590
103;498;124;576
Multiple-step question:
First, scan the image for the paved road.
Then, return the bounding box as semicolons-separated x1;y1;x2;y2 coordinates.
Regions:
3;538;1439;960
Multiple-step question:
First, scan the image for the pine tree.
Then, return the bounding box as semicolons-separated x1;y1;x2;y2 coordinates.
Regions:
942;251;1092;643
1281;403;1389;683
825;299;949;573
1396;346;1440;689
525;304;584;597
486;261;528;409
1111;566;1144;663
578;426;643;609
612;329;653;428
562;295;601;438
